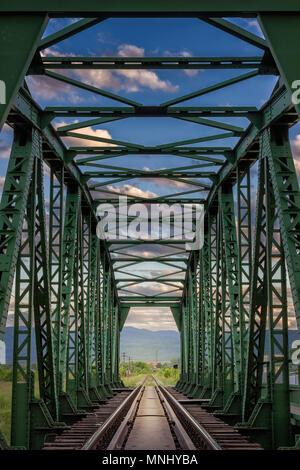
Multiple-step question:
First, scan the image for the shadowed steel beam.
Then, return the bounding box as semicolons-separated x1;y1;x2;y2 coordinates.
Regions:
259;14;300;117
44;70;142;106
155;132;238;150
173;116;244;133
56;116;125;132
160;70;259;107
45;105;258;118
40;55;268;70
38;18;106;50
0;15;48;130
63;131;145;149
201;18;268;50
1;2;300;14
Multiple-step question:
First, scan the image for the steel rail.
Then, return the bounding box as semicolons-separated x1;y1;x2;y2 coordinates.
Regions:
81;378;147;450
152;376;221;450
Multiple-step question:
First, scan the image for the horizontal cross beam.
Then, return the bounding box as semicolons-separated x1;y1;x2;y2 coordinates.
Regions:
45;105;258;119
38;55;271;71
1;2;300;14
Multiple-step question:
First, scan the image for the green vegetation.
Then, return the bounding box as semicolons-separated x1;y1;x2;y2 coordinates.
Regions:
120;360;180;387
0;381;11;444
0;366;40;445
154;366;180;386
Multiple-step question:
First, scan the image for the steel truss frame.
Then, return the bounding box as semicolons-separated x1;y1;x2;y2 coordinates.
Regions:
0;7;300;450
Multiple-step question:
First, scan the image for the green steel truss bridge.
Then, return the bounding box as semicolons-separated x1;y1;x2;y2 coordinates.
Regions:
0;2;300;450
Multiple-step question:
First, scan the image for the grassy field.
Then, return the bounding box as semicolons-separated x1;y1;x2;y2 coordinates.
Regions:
0;366;180;445
0;381;11;444
153;369;180;386
122;369;180;388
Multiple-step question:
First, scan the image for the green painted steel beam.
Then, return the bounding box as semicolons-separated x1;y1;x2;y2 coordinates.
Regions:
84;171;216;178
0;15;47;130
44;70;142;107
170;306;181;331
39;55;268;70
259;14;300;117
38;17;105;50
155;133;239;150
173;117;244;134
94;198;205;204
56;116;125;132
63;131;145;149
69;146;232;155
205;86;298;213
112;258;188;263
45;105;258;119
1;2;300;14
116;278;184;283
160;70;259;107
201;18;268;50
0;128;37;339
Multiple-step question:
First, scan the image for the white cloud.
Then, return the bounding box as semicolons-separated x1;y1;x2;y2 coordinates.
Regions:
164;49;199;77
53;120;116;147
40;44;179;96
117;44;145;57
100;184;158;199
124;306;179;331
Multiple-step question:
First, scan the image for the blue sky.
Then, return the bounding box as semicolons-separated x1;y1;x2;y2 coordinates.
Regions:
1;16;299;331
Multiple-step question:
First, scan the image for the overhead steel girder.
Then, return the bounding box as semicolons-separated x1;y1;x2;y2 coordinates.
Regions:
36;56;275;74
0;15;48;130
45;106;258;119
1;2;300;14
259;15;300;117
205;86;299;213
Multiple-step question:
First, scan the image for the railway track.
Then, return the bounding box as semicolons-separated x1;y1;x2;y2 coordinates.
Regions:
43;376;262;450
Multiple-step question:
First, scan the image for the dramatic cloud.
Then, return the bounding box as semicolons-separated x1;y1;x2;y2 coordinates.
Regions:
94;183;158;199
124;306;178;331
37;44;179;99
53;120;116;147
26;75;83;103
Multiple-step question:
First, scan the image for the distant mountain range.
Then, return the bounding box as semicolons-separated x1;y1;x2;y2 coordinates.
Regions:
120;326;180;362
3;326;299;365
3;326;180;364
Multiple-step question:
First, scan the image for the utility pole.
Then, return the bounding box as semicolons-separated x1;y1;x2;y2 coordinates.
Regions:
122;351;126;364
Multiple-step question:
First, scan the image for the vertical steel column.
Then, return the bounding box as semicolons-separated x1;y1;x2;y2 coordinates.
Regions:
11;152;37;448
0;128;36;340
243;155;268;422
219;187;241;397
237;168;252;389
49;165;64;395
33;155;58;420
60;189;80;401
